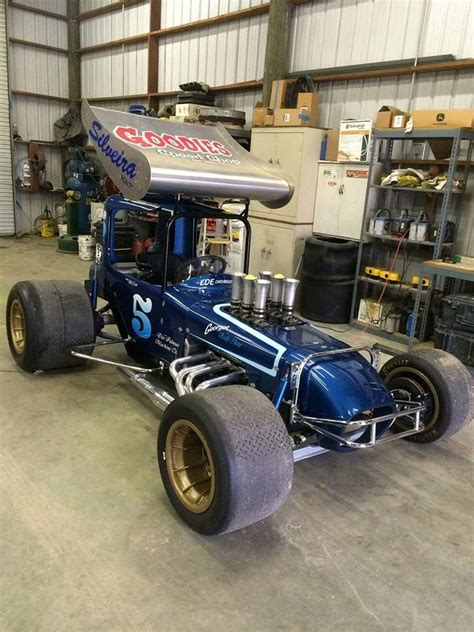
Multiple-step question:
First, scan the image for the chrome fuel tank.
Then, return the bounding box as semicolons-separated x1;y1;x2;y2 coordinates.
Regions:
82;100;293;207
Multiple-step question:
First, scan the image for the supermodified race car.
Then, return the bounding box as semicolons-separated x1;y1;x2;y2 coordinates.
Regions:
6;102;472;535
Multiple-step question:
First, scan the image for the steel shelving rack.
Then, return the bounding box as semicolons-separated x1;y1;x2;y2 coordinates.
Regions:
350;127;474;346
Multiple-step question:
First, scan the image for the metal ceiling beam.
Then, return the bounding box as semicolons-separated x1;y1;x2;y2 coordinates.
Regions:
8;38;67;54
8;2;67;21
78;0;147;22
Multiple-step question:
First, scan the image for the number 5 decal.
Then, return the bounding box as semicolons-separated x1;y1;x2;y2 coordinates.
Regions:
132;293;152;339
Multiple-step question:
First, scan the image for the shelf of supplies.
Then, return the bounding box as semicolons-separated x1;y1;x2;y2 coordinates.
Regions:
13;140;63;148
359;275;430;298
390;158;473;167
363;233;453;248
370;184;462;194
15;187;64;194
374;128;474;140
352;319;419;344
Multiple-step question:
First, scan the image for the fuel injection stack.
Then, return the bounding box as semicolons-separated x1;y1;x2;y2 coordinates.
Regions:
230;271;300;326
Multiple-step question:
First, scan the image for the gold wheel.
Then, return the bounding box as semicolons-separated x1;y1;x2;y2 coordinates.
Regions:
9;299;26;354
165;418;216;514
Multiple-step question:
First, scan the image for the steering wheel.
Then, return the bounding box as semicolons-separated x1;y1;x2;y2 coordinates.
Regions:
175;255;227;282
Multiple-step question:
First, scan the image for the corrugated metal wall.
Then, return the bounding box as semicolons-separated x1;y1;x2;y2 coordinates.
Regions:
80;0;114;12
0;0;15;236
157;0;267;125
80;2;149;46
290;0;472;72
157;14;267;91
7;2;69;234
288;0;473;255
80;1;149;98
19;0;67;15
12;0;470;247
79;0;266;126
289;0;473;129
161;0;268;28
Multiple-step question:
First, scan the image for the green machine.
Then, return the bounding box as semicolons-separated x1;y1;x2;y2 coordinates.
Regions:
57;192;80;254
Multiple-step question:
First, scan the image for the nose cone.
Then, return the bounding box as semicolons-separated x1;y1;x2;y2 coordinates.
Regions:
299;355;394;420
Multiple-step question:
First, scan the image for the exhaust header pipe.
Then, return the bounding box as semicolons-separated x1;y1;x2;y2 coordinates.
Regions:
118;367;174;411
253;279;271;320
282;278;300;317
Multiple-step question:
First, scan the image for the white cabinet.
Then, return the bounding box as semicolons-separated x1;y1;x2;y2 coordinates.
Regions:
313;161;381;240
249;218;312;277
250;127;326;224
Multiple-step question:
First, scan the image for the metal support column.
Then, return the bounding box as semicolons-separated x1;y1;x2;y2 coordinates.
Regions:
261;0;292;105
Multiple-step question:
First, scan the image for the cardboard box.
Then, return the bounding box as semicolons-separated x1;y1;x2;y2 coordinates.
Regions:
358;299;384;327
338;119;372;161
411;109;474;129
253;105;272;127
274;92;319;128
269;79;290;111
375;105;409;129
325;129;340;160
274;106;317;128
264;114;274;126
175;103;201;120
392;114;409;129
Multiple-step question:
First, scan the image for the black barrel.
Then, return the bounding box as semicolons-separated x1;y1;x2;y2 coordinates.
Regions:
302;235;358;281
301;275;354;323
301;236;358;323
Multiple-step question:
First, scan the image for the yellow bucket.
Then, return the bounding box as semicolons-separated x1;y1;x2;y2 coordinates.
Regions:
39;218;56;238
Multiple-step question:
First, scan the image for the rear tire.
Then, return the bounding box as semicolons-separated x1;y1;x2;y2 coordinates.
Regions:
6;280;95;372
158;385;293;535
380;349;473;443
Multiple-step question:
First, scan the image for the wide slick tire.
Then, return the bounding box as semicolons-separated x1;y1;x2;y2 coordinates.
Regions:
380;349;473;443
157;385;294;535
6;280;95;372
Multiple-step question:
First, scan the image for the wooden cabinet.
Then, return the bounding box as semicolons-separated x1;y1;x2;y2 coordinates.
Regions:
250;127;325;224
249;218;312;277
313;161;381;240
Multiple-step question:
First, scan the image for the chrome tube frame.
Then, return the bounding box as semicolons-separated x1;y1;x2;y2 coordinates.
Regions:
71;337;163;373
293;401;425;449
288;346;426;449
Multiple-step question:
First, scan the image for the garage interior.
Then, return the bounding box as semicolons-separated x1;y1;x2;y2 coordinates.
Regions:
0;1;473;630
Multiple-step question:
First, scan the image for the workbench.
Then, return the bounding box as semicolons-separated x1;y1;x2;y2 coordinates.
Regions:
409;260;474;350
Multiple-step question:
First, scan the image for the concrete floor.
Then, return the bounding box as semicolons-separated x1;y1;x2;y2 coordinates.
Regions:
1;236;473;632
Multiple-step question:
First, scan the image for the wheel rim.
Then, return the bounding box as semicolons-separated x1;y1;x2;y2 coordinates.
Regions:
165;419;216;514
385;366;440;432
9;299;26;354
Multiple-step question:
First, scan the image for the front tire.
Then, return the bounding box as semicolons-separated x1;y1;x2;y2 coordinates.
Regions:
158;385;294;535
380;349;473;443
6;280;95;372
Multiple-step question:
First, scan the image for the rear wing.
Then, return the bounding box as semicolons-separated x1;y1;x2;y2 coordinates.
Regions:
81;100;293;208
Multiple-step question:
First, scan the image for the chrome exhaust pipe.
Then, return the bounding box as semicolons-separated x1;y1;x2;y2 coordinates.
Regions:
269;273;285;312
253;279;271;321
183;359;230;394
169;351;214;380
230;272;245;313
118;366;175;411
241;274;256;315
282;278;300;318
195;368;246;391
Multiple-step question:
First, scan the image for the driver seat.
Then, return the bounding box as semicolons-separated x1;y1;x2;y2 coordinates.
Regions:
136;251;183;285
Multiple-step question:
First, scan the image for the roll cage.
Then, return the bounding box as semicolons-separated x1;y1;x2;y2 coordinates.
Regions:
101;194;252;292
